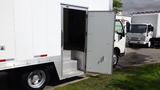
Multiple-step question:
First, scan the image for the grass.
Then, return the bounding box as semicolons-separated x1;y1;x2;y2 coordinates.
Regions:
54;64;160;90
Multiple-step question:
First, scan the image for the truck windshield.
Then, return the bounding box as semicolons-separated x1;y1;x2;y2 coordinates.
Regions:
115;20;123;33
130;24;147;33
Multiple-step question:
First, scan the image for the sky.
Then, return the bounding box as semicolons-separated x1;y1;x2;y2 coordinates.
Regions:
122;0;160;15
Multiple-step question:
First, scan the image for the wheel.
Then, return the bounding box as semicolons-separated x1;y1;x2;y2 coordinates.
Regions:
21;69;48;90
113;50;119;67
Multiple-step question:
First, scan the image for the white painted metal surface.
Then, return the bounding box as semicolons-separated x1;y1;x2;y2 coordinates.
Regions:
61;0;113;11
115;16;131;53
89;0;113;11
0;0;113;80
87;11;115;74
0;0;15;60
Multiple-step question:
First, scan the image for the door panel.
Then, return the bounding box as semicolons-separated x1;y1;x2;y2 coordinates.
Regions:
86;11;115;74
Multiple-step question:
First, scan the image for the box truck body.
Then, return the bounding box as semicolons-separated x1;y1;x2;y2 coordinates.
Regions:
0;0;114;90
128;13;160;47
131;14;160;38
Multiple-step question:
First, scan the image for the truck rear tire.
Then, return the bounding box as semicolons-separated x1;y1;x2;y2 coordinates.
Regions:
21;69;48;90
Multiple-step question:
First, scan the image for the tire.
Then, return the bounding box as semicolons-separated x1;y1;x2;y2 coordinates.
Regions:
21;69;48;90
113;50;119;67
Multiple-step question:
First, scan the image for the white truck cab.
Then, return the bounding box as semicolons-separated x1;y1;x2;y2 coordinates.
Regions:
127;23;154;47
113;16;131;66
126;13;160;47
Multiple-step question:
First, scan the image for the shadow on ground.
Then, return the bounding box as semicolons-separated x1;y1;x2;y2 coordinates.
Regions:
119;52;151;67
47;76;84;87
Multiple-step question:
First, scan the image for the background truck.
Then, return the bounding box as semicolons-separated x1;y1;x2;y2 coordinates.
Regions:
0;0;114;90
127;13;160;47
113;16;131;66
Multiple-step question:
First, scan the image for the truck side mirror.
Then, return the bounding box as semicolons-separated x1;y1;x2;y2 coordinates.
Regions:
148;25;154;32
118;34;123;40
126;22;130;33
122;28;125;37
151;27;154;31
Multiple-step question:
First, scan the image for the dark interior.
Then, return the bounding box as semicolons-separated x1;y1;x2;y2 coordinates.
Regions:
63;8;86;51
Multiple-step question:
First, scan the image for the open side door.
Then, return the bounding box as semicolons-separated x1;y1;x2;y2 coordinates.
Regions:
86;11;115;74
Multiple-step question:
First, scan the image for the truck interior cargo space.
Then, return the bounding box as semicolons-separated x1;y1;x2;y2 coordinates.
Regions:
63;8;86;71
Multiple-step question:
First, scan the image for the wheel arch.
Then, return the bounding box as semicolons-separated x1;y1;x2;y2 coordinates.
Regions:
8;62;60;85
114;47;120;56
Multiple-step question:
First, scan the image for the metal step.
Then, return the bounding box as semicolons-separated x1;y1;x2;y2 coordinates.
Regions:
62;50;84;79
63;60;77;71
62;70;84;79
63;50;71;60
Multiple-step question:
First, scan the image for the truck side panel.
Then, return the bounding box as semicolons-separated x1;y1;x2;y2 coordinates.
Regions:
32;0;48;57
0;0;15;60
14;0;33;60
0;0;62;75
47;0;61;56
14;0;62;60
0;0;113;79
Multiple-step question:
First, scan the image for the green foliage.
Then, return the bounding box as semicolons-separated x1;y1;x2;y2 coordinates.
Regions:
113;0;122;14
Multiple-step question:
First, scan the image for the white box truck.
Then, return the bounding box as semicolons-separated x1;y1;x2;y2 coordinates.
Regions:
0;0;114;90
127;13;160;47
113;16;131;66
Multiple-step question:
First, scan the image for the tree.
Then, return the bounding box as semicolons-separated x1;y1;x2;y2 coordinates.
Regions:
113;0;122;14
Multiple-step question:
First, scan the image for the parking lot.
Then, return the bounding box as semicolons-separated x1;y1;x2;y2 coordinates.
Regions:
0;47;160;90
119;47;160;67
